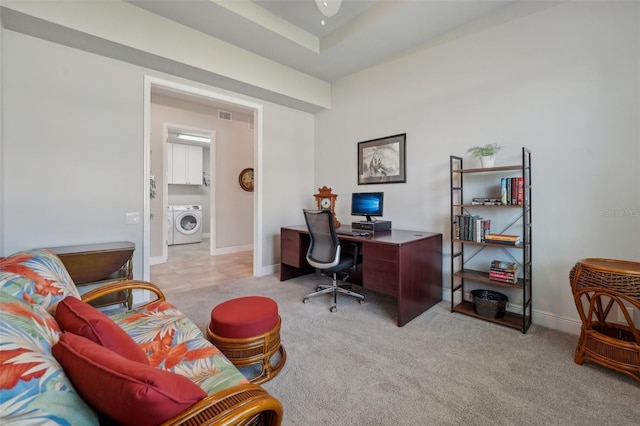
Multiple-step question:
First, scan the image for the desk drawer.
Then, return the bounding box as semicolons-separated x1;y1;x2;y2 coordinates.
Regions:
363;243;398;262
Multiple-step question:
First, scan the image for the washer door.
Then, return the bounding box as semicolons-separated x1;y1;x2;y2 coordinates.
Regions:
175;211;201;235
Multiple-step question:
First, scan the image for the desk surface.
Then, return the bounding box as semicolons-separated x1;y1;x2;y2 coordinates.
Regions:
283;225;440;246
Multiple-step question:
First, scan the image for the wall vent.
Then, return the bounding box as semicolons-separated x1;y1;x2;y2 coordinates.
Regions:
218;110;232;121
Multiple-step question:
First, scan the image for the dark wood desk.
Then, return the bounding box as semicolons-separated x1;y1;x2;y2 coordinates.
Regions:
280;226;442;327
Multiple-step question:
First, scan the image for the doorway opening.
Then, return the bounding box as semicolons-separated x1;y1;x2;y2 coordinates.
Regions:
143;76;263;282
164;123;215;261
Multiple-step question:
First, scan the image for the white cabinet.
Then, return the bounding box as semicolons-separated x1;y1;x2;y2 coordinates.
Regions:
168;143;203;185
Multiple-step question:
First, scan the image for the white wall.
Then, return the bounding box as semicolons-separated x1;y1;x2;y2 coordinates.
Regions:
315;1;640;333
1;30;315;276
3;31;145;269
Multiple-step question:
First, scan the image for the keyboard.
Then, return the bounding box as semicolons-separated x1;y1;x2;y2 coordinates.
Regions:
336;230;368;237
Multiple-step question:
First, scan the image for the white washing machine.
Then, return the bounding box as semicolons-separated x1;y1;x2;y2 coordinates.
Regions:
171;205;203;245
167;206;174;246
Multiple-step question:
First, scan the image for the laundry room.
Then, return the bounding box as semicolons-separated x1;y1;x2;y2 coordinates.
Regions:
148;86;255;266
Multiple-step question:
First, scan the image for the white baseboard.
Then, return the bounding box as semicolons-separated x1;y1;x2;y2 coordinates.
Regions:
257;263;279;277
149;255;165;266
441;288;581;335
214;244;253;256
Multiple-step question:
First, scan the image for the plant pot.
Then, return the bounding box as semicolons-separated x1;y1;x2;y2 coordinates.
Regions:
480;156;495;168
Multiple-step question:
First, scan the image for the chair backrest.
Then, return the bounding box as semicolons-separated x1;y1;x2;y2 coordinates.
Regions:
303;209;341;270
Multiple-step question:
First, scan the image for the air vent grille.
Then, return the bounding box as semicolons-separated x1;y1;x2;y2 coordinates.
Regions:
218;110;232;121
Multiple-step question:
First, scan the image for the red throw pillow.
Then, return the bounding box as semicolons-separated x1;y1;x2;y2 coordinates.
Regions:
56;296;148;364
52;333;207;426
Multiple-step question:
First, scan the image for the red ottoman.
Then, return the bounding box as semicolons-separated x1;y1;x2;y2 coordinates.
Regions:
207;296;286;384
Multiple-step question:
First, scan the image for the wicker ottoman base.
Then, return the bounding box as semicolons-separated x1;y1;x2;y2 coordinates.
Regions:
207;297;286;384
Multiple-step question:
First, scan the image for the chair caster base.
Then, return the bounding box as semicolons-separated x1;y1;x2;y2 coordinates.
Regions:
358;298;365;304
302;297;309;303
330;305;337;313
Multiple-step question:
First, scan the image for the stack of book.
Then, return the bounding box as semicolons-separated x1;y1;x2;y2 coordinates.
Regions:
483;234;521;245
489;260;518;284
453;214;491;242
471;197;502;206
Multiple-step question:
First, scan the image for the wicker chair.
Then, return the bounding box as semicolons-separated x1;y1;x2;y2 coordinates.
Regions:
569;258;640;383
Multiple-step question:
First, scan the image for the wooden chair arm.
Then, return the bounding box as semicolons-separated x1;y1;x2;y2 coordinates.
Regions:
162;384;283;426
80;280;166;309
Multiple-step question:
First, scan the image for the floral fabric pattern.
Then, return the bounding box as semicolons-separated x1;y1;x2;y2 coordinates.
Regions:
110;300;249;394
0;291;99;425
0;249;81;314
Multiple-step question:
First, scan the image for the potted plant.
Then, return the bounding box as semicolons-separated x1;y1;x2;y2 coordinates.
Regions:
466;143;503;167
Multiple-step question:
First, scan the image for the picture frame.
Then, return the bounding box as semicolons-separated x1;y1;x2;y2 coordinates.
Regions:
357;133;406;185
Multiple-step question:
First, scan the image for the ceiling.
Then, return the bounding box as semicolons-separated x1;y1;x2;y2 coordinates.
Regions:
128;0;517;83
1;0;534;112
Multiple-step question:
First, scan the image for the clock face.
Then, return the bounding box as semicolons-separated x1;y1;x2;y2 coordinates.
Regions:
238;168;254;192
320;198;331;209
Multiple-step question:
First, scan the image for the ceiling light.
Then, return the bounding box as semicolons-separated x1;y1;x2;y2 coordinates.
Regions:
316;0;341;25
177;134;210;143
315;0;341;17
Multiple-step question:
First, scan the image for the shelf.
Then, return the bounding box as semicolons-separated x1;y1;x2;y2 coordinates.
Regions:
453;204;522;208
453;269;524;289
452;165;522;173
453;239;525;249
452;301;524;331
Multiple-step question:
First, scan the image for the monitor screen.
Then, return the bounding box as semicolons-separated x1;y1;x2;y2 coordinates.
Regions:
351;192;384;221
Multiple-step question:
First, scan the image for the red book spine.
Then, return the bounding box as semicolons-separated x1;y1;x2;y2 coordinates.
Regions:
489;271;516;279
517;177;524;206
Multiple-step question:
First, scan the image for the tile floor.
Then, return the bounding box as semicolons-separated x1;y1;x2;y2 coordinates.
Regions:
150;239;253;294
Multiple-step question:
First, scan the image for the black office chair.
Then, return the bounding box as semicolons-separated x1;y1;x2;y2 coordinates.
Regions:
302;209;365;312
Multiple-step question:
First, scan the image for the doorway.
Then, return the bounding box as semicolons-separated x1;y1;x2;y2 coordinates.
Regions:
143;76;263;282
164;123;215;260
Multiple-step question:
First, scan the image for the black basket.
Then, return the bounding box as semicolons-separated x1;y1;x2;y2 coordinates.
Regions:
471;289;508;319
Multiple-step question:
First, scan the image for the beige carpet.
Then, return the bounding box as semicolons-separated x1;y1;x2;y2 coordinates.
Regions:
165;273;639;426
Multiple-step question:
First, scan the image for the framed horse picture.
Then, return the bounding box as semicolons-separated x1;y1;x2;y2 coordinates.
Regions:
357;133;406;185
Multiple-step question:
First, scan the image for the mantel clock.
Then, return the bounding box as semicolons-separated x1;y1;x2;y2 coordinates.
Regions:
313;186;340;229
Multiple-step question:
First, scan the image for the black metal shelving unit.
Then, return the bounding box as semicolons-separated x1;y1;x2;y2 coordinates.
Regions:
449;147;532;333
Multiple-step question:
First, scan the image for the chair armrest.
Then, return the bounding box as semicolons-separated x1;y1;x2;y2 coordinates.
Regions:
161;384;283;426
81;280;166;309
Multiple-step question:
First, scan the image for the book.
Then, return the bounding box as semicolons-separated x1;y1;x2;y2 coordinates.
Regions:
484;239;522;246
500;178;508;205
481;219;491;242
484;234;520;241
489;270;517;279
517;177;524;206
489;274;518;284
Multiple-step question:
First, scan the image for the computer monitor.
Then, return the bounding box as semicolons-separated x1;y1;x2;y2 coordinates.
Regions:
351;192;384;222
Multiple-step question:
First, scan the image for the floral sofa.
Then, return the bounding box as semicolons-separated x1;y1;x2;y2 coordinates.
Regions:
0;249;283;425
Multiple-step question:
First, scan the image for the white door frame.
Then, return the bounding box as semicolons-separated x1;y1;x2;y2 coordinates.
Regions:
143;75;263;281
